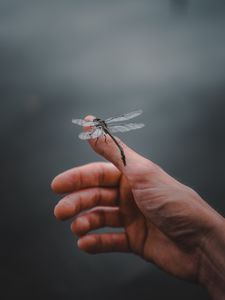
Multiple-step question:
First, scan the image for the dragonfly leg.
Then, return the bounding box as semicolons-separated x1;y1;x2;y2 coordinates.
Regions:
95;138;99;145
104;133;108;143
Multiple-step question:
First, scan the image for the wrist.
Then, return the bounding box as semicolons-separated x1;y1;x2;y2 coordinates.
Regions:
198;214;225;299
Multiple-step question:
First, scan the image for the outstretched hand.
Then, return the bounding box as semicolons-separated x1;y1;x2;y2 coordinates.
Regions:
51;116;224;289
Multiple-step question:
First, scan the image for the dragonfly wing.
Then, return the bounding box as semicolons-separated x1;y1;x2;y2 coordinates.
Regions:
90;127;104;138
72;119;97;126
105;109;143;124
78;127;103;140
108;123;145;133
79;131;94;140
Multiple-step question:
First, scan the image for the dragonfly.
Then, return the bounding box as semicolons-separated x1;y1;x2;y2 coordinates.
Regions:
72;109;144;166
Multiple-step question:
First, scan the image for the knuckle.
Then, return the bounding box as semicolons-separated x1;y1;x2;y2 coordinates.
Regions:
128;159;160;187
94;187;102;205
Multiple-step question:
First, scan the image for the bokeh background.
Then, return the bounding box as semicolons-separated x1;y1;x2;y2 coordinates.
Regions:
1;0;225;299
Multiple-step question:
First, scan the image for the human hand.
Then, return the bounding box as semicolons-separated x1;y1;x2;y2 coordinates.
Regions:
51;116;225;297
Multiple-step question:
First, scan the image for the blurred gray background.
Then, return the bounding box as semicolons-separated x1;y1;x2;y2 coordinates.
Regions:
1;0;225;299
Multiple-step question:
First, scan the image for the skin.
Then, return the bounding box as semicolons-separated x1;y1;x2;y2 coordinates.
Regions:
51;116;225;299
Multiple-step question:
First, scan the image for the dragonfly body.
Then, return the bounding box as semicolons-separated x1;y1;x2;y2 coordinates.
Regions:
93;118;108;130
72;110;144;166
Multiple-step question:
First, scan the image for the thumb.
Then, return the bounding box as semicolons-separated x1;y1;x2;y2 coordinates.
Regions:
84;115;153;184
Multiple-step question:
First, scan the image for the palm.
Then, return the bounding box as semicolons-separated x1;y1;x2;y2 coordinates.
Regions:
118;175;200;282
118;174;148;256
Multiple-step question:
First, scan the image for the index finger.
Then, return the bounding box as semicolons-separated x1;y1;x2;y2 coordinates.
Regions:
51;162;121;194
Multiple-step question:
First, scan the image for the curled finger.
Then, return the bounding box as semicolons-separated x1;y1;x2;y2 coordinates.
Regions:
71;207;122;236
54;187;119;220
77;232;130;254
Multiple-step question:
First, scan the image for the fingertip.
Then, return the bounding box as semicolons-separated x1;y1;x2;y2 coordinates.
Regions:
51;177;58;192
83;115;96;134
54;200;75;220
84;115;95;121
51;172;76;194
71;217;90;236
54;204;63;220
51;175;65;193
77;237;84;249
77;235;96;253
